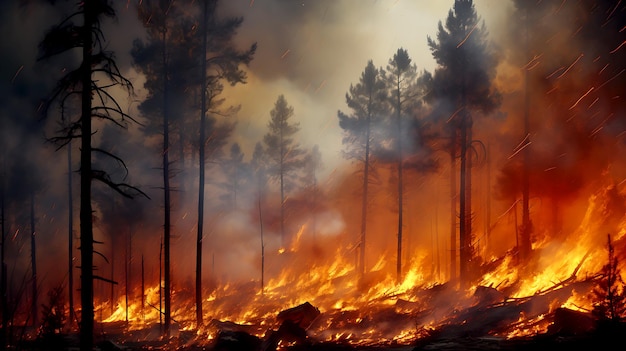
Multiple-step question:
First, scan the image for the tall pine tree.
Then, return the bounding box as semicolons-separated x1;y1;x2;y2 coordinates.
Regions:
427;0;500;287
263;95;306;248
338;61;388;276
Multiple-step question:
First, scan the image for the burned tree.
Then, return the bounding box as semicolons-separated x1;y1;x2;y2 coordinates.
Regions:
219;143;247;211
251;142;268;293
338;60;388;275
302;145;323;240
427;0;500;287
38;1;146;349
592;234;626;323
385;48;420;282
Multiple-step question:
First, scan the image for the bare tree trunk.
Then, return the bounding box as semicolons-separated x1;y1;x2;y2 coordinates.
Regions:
162;26;172;339
520;8;532;262
280;130;285;248
30;192;37;327
110;229;115;316
485;143;491;249
124;235;129;324
395;77;404;283
465;119;473;281
141;255;145;321
449;129;457;282
196;0;209;330
79;3;95;349
159;237;163;330
459;111;468;288
1;157;6;350
67;141;74;328
259;197;264;295
359;110;372;276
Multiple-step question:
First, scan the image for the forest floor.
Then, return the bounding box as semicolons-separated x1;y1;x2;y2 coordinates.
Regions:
11;325;626;351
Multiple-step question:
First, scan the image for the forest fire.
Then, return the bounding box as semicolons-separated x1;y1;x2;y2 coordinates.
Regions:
85;183;625;348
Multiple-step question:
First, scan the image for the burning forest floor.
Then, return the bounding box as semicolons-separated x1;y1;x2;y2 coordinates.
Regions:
13;187;626;351
15;269;626;351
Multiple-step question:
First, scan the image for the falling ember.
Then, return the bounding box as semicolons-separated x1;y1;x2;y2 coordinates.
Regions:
10;65;23;84
569;87;595;110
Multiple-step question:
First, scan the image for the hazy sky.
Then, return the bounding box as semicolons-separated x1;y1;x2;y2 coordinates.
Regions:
100;0;513;180
215;0;513;178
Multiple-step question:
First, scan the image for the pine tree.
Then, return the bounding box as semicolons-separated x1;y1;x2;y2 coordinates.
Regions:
302;145;323;240
263;95;306;248
427;0;500;287
338;60;388;275
219;142;247;211
251;142;268;293
385;48;419;282
592;234;626;323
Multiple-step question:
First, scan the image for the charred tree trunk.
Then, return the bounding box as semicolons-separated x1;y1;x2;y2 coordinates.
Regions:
79;3;95;349
141;255;145;321
67;140;74;328
30;191;37;327
110;227;115;316
124;235;129;324
485;142;491;248
162;25;172;339
520;8;532;263
196;0;209;330
280;128;285;248
396;77;404;283
465;118;474;282
259;197;265;295
449;128;457;282
459;111;469;288
1;158;6;350
159;237;163;330
359;108;372;276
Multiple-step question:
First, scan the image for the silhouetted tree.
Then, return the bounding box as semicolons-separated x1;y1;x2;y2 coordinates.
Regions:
338;60;388;275
132;0;175;336
219;143;247;211
38;1;145;349
427;0;500;287
250;142;268;293
29;191;37;327
195;0;255;328
385;48;420;282
592;234;626;323
263;95;307;247
302;145;323;240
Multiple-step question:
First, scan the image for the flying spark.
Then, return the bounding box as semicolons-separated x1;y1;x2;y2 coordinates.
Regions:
11;65;24;84
569;87;595;110
556;53;583;79
456;23;478;48
609;40;625;54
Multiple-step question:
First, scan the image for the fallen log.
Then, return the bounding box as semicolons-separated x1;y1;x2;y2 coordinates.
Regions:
276;301;321;330
547;307;595;335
